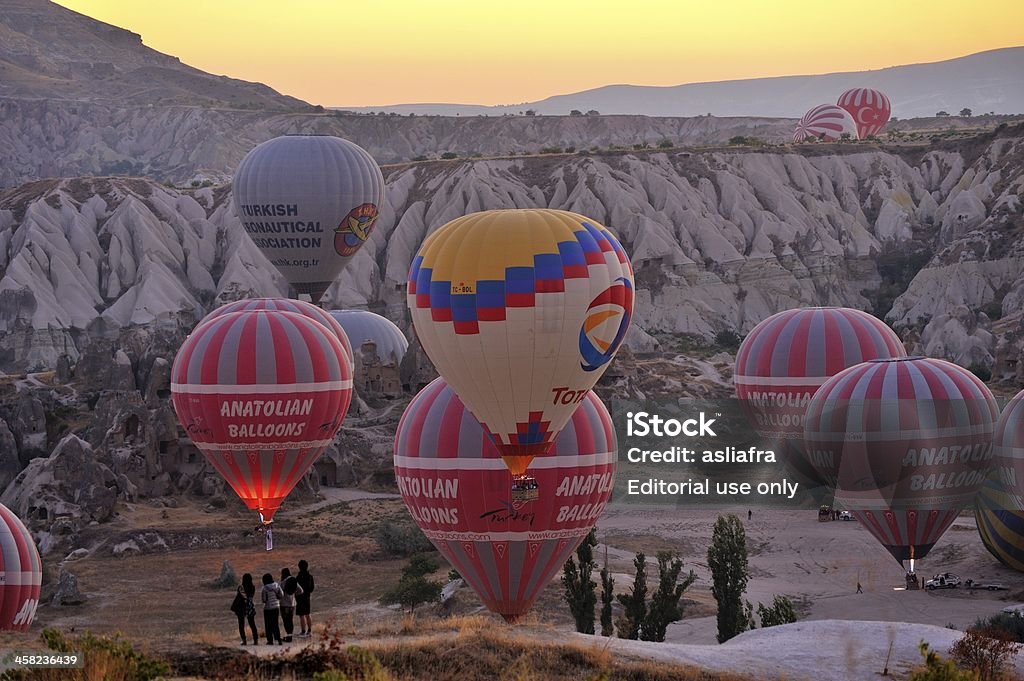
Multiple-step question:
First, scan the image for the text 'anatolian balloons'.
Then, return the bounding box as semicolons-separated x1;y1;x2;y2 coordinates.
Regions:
171;309;353;523
407;209;633;477
804;357;998;567
233;135;385;303
0;504;42;632
394;378;616;622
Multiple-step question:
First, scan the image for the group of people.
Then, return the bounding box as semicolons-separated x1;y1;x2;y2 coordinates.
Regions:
231;559;315;645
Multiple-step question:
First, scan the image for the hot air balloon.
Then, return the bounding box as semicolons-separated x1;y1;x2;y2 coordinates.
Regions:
803;357;998;574
394;378;615;622
793;104;859;142
0;504;42;631
233;135;386;303
201;298;354;377
407;209;633;499
975;474;1024;572
734;307;906;497
837;88;892;139
329;309;409;396
171;309;353;548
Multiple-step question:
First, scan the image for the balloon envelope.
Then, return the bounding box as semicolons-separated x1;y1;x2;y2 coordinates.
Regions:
837;88;891;139
804;357;998;565
171;309;353;521
975;474;1024;572
233;135;385;303
734;307;906;492
0;504;42;631
394;378;615;622
328;309;408;367
407;208;633;476
794;104;859;142
203;298;354;377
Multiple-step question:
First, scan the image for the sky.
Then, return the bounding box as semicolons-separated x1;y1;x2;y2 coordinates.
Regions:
54;0;1024;107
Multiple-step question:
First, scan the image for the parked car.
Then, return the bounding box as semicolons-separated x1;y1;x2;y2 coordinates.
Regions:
838;511;854;521
925;573;961;590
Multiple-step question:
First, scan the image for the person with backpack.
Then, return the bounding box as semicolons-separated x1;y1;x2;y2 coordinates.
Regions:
231;573;259;645
295;559;315;638
279;567;304;643
261;572;284;645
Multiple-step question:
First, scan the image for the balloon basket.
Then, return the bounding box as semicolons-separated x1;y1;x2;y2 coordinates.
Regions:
511;475;538;503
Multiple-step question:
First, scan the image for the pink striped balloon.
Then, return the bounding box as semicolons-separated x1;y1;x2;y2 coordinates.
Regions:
837;88;892;139
171;310;353;522
0;504;42;631
793;104;859;142
804;357;998;566
201;298;354;376
394;378;615;623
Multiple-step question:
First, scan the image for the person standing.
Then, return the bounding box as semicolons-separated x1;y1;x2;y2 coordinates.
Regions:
279;567;304;643
233;573;259;645
261;573;284;645
296;559;315;638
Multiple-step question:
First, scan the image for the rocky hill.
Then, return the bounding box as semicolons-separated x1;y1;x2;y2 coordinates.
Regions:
2;126;1022;376
350;47;1024;119
0;0;307;109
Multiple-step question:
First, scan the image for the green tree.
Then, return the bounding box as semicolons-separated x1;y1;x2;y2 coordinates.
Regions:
379;554;443;613
586;109;600;116
936;111;950;117
639;551;697;642
570;109;584;116
440;151;458;160
562;528;598;634
657;139;674;149
708;514;752;642
616;552;648;640
600;548;615;637
959;108;973;117
757;595;798;628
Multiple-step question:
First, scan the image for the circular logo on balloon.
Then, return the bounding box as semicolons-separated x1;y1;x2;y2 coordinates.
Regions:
335;203;380;257
579;277;634;372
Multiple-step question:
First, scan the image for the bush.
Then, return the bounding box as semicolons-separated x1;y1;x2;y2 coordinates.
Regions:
35;628;170;681
714;329;741;351
973;613;1024;642
658;139;674;149
412;155;428;162
540;146;564;154
910;642;977;681
950;627;1019;680
375;521;434;557
757;596;797;628
968;363;992;382
379;555;443;613
440;152;458;160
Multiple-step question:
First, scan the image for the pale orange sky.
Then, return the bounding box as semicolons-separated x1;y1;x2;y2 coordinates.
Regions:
54;0;1024;107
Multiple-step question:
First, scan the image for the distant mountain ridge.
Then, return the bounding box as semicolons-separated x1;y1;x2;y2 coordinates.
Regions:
344;47;1024;119
0;0;308;109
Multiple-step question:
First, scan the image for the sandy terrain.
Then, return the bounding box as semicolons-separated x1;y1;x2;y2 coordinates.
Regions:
2;490;1022;679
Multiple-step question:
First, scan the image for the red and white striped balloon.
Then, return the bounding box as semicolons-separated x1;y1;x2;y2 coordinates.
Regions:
837;88;892;139
804;357;998;566
793;104;859;142
171;309;353;523
394;378;615;623
200;298;354;376
735;307;905;494
0;504;42;631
